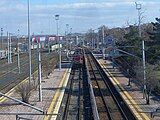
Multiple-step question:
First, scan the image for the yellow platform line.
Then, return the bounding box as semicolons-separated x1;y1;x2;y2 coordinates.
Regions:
44;68;71;120
98;60;150;120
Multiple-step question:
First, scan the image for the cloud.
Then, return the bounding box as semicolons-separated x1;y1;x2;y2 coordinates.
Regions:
0;0;160;34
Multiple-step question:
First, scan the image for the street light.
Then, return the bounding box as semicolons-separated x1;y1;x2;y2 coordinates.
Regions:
17;29;20;74
135;2;146;98
28;0;32;85
1;28;3;50
66;24;69;50
37;37;42;102
102;26;105;59
7;32;9;64
55;14;61;70
9;33;12;63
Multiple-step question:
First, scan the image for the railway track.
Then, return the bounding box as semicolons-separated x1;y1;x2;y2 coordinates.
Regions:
58;63;93;120
0;51;58;93
85;49;136;120
59;68;83;120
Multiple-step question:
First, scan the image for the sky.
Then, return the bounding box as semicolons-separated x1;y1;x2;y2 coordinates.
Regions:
0;0;160;35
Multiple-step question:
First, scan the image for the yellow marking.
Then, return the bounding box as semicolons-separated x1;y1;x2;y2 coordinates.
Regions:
98;60;150;120
44;69;70;120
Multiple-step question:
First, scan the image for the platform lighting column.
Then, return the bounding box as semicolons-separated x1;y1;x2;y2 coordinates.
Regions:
37;38;42;102
17;29;20;74
7;32;9;64
91;29;94;49
102;26;105;59
70;28;72;50
9;33;12;63
55;14;61;70
1;28;3;49
28;0;32;85
135;2;146;99
66;24;69;50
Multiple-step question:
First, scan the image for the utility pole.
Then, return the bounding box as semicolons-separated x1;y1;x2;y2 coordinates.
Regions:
28;0;32;85
135;2;146;98
9;33;12;63
1;28;3;49
55;14;61;70
7;32;9;64
37;38;42;102
17;29;20;73
92;30;95;49
66;24;69;50
97;31;99;49
102;26;105;59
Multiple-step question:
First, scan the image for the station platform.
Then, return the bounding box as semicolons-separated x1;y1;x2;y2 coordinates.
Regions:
98;59;160;120
0;61;71;120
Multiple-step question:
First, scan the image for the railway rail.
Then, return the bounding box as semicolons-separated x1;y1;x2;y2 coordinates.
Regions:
85;49;136;120
61;68;82;120
58;59;93;120
0;51;58;93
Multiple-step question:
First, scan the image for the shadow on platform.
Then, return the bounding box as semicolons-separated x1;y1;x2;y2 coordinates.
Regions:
55;61;71;69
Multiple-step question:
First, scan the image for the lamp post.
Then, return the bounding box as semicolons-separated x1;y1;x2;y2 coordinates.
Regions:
91;29;93;49
9;33;12;63
1;28;3;49
37;37;42;102
102;26;105;59
135;2;146;98
17;29;20;74
7;32;9;64
55;14;61;70
66;24;69;50
28;0;32;85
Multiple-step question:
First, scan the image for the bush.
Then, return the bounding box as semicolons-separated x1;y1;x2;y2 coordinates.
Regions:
15;82;34;103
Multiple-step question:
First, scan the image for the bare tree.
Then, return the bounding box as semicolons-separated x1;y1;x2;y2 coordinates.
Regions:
15;82;35;103
135;62;158;104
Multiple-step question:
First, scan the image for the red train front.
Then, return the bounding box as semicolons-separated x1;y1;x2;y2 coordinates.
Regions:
72;47;84;68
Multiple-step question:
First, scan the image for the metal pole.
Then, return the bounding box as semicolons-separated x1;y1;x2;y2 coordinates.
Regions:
7;32;9;64
28;0;32;85
1;28;3;49
97;31;99;49
38;41;42;102
9;33;12;63
66;24;69;51
102;26;105;59
135;2;146;99
55;15;61;70
17;29;20;74
92;30;94;49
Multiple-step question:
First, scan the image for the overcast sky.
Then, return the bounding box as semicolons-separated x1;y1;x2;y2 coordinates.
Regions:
0;0;160;35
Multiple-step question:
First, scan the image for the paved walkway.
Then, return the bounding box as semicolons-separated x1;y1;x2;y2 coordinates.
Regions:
98;59;160;120
0;61;71;120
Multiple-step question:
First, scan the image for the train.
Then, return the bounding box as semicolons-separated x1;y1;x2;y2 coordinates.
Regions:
72;47;84;68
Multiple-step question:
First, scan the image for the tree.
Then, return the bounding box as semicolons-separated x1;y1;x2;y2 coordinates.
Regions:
147;18;160;64
135;63;158;104
15;82;35;103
